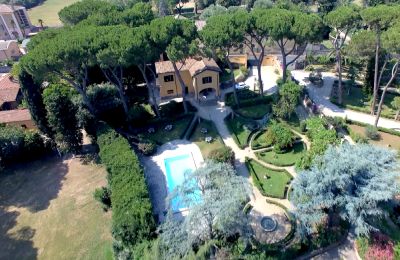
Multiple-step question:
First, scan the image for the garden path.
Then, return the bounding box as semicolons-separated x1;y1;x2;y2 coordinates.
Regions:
190;99;298;243
292;70;400;131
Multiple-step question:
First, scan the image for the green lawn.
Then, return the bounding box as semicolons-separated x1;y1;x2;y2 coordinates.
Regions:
245;159;292;199
252;130;272;150
143;114;193;145
189;120;225;158
27;0;79;27
334;86;399;119
256;142;306;167
0;157;112;260
225;116;254;148
235;103;271;120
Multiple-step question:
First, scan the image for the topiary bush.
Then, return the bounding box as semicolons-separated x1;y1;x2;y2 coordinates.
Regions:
138;141;157;156
365;125;380;140
93;186;111;211
208;146;235;166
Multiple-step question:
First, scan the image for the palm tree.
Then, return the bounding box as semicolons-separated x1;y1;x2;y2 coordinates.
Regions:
38;19;44;30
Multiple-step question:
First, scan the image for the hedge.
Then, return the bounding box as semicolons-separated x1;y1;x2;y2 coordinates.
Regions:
97;125;155;257
0;125;50;168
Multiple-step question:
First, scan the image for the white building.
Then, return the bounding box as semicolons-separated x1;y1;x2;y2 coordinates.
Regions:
0;4;32;41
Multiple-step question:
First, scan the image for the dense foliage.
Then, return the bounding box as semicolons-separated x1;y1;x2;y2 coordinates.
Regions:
43;84;82;154
297;116;339;169
0;125;49;168
97;125;155;258
264;121;294;152
273;82;302;119
292;143;399;237
208;146;235;165
160;160;250;259
18;69;53;136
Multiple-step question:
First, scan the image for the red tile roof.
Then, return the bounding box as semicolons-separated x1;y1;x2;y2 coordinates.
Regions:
155;57;221;77
0;109;31;123
0;74;20;103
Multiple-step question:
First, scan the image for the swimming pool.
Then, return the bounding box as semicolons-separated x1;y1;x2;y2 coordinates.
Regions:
164;153;198;211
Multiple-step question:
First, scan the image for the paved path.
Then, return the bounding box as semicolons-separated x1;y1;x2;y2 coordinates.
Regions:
192;100;293;242
292;70;400;131
311;230;361;260
191;96;361;259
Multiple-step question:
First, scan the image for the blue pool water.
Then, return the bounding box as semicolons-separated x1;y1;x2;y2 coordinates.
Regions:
164;154;198;211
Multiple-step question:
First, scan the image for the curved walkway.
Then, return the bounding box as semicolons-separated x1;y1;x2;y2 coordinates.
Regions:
292;70;400;131
191;99;302;243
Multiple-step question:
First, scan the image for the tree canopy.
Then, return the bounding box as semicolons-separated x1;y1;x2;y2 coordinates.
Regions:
292;143;400;237
160;161;251;258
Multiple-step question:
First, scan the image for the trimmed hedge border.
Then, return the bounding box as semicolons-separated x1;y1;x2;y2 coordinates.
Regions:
97;125;155;256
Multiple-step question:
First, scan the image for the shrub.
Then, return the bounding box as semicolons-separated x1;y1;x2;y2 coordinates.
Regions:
297;117;339;169
365;126;380;140
160;100;182;117
265;121;294;152
97;125;155;258
208;146;235;166
93;186;112;211
138;141;157;156
239;65;249;78
0;125;50;168
299;121;307;133
128;104;154;126
365;233;394;260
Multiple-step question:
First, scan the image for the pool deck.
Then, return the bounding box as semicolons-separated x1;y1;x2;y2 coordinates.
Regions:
141;140;204;223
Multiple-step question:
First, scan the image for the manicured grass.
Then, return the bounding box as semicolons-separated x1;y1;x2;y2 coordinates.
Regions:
235;103;271;120
335;87;399;119
143;114;193;145
0;156;112;260
27;0;79;27
251;130;271;150
246;159;292;199
256;142;306;167
225;116;254;149
189;119;225;158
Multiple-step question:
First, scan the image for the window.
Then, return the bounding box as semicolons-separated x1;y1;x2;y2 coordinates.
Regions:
202;76;212;84
164;75;174;82
167;90;174;94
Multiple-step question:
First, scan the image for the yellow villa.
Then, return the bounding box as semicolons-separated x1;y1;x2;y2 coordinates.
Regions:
155;57;222;101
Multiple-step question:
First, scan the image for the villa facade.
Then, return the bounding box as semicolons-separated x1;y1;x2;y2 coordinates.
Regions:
155;57;222;101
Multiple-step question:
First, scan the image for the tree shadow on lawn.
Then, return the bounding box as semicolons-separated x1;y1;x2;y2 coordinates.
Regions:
0;207;38;259
0;155;69;212
0;155;69;259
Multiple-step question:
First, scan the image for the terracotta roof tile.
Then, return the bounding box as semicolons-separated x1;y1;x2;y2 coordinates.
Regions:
155;57;221;77
0;74;20;102
0;109;31;123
